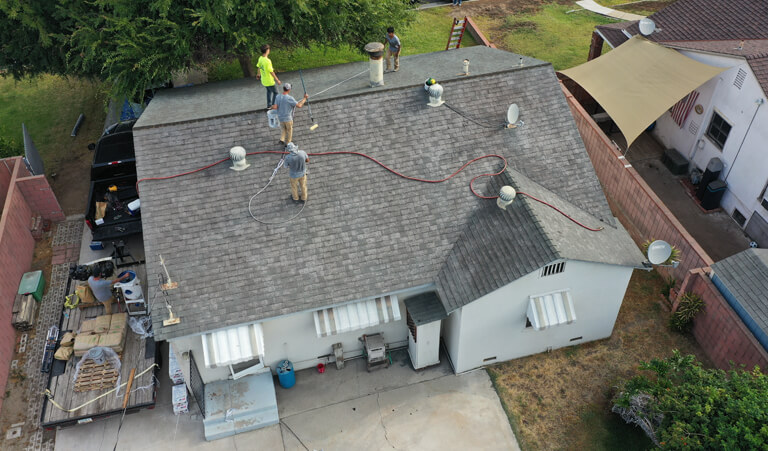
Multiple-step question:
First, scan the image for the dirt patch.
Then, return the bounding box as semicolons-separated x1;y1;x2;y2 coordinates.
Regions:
457;0;572;16
501;20;538;31
488;270;711;450
48;114;103;216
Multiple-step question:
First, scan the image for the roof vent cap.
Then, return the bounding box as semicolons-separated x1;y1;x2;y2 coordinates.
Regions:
497;186;517;210
424;78;444;107
229;146;250;171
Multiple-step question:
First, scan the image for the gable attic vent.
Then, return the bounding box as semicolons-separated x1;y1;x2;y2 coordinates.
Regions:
734;68;747;90
541;261;565;277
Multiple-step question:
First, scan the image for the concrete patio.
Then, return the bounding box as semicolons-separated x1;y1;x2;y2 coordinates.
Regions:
54;346;519;450
611;131;751;262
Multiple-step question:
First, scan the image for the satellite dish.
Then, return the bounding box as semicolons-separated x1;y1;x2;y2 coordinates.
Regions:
507;104;520;125
647;240;672;265
639;18;656;36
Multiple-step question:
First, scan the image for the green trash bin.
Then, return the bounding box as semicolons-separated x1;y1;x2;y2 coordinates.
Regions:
18;270;45;302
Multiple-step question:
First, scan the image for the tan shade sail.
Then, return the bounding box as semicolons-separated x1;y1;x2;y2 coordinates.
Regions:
560;36;726;147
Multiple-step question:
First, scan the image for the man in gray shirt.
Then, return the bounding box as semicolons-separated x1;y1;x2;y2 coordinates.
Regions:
284;142;309;202
271;83;308;146
87;261;129;314
385;27;401;72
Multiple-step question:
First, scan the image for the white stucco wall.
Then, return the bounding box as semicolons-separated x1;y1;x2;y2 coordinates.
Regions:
168;289;429;383
651;49;768;228
446;261;634;373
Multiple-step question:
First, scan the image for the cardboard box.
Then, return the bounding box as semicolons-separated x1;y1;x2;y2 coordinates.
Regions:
75;284;96;305
74;334;101;357
109;313;128;333
98;330;125;353
93;315;112;334
60;332;76;347
80;319;97;334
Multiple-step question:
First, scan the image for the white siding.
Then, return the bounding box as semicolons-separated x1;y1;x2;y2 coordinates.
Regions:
651;50;768;227
408;321;441;369
447;261;634;373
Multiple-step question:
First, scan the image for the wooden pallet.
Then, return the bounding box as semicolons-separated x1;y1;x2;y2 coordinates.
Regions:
74;358;121;392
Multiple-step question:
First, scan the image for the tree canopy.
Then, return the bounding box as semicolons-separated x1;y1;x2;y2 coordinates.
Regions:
0;0;414;100
613;351;768;450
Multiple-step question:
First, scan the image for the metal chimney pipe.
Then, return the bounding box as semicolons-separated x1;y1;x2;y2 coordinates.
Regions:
364;42;385;87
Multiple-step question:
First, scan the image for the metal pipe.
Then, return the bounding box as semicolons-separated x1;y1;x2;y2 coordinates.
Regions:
71;113;85;137
724;98;764;182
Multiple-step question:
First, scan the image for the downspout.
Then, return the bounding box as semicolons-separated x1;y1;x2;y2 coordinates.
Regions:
724;97;765;182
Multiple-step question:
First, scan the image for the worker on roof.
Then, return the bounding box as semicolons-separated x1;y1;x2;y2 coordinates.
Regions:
271;83;308;147
384;26;401;72
256;44;281;109
284;142;309;202
87;261;129;314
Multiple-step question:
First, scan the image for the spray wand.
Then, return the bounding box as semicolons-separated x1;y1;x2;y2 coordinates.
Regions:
299;69;319;131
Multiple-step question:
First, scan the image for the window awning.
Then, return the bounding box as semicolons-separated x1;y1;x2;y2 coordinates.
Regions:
559;36;726;147
314;295;401;338
527;291;576;331
202;323;265;368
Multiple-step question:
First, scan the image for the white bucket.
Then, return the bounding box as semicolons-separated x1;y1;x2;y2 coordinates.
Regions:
116;277;143;300
267;110;279;129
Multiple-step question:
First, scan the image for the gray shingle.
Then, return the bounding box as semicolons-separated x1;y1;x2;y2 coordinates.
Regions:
135;46;628;341
712;249;768;337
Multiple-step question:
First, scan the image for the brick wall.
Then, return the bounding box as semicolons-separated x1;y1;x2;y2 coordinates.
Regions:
676;269;768;370
16;176;66;221
465;17;497;49
560;83;714;282
0;156;64;413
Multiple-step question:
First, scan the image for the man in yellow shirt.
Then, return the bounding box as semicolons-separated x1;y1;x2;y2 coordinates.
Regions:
257;44;281;108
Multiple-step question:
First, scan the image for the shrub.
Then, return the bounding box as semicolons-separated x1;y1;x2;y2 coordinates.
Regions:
613;351;768;450
669;292;704;332
0;135;23;158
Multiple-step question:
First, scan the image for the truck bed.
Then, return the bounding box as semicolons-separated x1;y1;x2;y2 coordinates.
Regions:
86;175;142;242
41;264;157;428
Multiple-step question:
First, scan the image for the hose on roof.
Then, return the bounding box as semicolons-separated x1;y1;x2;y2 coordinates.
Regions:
136;149;603;231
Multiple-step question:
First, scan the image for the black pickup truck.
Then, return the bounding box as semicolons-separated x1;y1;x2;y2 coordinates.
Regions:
84;120;142;242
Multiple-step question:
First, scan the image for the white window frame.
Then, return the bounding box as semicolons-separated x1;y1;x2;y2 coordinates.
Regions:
705;110;732;150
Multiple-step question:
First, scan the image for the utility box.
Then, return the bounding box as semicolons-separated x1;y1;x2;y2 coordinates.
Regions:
662;148;688;175
18;270;45;302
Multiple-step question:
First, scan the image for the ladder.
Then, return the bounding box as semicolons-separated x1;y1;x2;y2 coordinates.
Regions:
446;17;468;50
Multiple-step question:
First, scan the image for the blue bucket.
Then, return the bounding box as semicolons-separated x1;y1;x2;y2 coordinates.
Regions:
276;360;295;389
117;270;136;282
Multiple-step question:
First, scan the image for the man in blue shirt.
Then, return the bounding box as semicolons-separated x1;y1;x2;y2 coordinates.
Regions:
284;142;309;202
271;83;308;146
385;27;401;72
87;262;129;314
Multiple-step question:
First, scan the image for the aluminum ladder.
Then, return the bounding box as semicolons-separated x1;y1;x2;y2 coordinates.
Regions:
445;17;468;50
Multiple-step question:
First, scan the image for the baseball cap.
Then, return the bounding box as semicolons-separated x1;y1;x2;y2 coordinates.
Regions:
283;83;292;91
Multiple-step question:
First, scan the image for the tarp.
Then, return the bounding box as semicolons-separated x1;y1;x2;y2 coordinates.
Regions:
560;36;726;147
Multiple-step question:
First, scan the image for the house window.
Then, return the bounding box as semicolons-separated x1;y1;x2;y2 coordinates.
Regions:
540;261;565;277
526;290;576;331
761;198;768;212
706;112;732;150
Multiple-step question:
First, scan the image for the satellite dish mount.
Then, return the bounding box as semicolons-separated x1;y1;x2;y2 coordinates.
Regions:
639;18;660;36
506;104;524;129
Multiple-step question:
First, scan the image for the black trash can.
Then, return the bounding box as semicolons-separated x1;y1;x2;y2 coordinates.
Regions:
696;157;723;200
701;179;727;210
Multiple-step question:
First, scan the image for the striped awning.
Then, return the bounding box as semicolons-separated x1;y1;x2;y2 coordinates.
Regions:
314;295;401;338
201;323;265;368
527;291;576;331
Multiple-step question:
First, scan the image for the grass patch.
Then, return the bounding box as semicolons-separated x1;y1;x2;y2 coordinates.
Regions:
0;75;107;171
496;4;618;70
209;7;476;82
487;270;710;450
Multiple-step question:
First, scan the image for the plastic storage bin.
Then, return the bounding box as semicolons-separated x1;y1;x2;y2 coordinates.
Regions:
18;270;45;302
277;360;295;389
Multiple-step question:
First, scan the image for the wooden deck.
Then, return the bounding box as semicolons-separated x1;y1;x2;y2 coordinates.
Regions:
41;264;157;427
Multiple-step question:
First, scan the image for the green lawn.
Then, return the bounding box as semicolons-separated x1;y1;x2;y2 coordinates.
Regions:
209;7;476;82
0;75;106;167
488;4;618;70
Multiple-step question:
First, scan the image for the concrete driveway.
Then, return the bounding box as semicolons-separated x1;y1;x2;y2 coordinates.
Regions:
55;349;519;450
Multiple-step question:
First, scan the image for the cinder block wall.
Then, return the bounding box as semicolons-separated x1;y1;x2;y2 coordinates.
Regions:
678;269;768;370
560;83;714;281
0;157;64;414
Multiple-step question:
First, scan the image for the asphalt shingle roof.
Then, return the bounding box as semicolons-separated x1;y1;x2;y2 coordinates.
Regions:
595;0;768;96
134;46;635;341
403;292;448;325
712;249;768;337
436;169;643;312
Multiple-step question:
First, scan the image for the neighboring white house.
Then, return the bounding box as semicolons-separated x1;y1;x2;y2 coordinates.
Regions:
593;0;768;245
133;46;643;440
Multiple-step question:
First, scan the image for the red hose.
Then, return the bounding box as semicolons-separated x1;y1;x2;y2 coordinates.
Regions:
135;149;602;231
